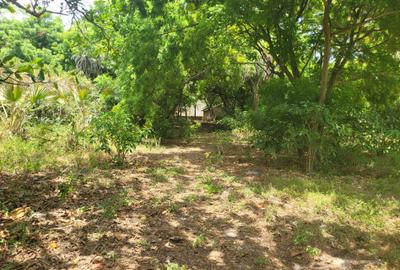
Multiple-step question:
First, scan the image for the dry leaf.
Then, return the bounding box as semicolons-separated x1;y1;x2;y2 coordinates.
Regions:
48;241;58;250
0;229;9;238
7;207;31;221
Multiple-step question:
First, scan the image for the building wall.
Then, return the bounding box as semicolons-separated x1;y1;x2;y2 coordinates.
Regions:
180;101;207;117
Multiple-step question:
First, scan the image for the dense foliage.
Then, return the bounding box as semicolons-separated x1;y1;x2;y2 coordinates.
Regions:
0;0;399;172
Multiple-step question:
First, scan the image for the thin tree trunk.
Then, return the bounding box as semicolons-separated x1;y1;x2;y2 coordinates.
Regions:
319;0;332;105
306;0;332;173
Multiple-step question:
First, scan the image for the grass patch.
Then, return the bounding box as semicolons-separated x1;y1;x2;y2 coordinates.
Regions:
254;256;271;266
192;233;206;248
100;190;133;219
146;166;185;183
196;175;223;194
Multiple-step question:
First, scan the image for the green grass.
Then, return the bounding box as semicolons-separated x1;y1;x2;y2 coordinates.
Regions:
146;166;185;183
163;262;187;270
242;174;400;266
100;190;133;219
254;256;272;266
192;233;206;248
196;175;223;194
136;239;151;251
0;124;99;173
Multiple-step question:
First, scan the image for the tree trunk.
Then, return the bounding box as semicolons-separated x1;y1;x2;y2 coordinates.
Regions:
319;0;332;105
306;0;332;173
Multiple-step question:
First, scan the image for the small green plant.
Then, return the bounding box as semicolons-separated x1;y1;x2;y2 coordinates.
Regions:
167;202;180;213
7;221;30;247
264;205;278;223
197;175;223;194
183;194;206;204
147;166;184;183
57;171;81;200
228;192;237;203
254;256;271;266
203;181;223;194
146;167;169;183
220;173;241;183
175;182;184;193
192;233;206;248
164;262;187;270
91;103;146;164
204;151;224;165
77;205;89;213
305;246;321;257
136;239;151;251
293;229;314;246
0;262;18;270
100;191;132;219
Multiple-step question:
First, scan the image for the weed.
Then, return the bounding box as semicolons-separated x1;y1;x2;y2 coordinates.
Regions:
136;239;151;251
305;246;321;257
183;194;206;204
228;193;237;203
197;175;223;194
0;262;17;270
293;227;314;246
254;256;271;266
264;205;278;223
163;262;187;270
204;151;224;165
192;233;206;248
77;205;89;213
147;166;185;184
57;171;81;200
248;183;267;196
7;221;30;247
203;181;223;194
175;182;184;193
220;172;241;183
100;190;132;219
105;250;118;262
167;202;180;213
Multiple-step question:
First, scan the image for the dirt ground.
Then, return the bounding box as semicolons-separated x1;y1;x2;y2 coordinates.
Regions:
0;132;398;269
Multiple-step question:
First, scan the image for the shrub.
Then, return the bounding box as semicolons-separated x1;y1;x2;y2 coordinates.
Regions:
248;78;400;173
0;124;69;173
91;103;146;163
152;116;200;141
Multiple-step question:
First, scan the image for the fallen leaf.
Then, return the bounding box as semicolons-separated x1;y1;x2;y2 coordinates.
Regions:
7;207;30;221
48;241;58;250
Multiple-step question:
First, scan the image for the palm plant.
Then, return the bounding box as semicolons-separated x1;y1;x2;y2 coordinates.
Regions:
0;86;27;135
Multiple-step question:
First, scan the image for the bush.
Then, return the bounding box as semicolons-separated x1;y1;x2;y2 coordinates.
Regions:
0;124;71;173
248;78;400;173
152;116;200;141
91;103;146;163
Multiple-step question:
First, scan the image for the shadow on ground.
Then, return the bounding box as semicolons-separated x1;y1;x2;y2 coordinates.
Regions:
1;132;399;269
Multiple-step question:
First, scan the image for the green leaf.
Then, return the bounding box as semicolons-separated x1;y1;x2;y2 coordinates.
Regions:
32;57;43;66
14;72;22;80
17;65;33;73
1;54;14;64
38;69;45;81
4;86;23;102
29;73;36;82
7;4;16;13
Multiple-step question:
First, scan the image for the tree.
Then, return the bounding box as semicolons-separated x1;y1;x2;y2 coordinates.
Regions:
223;0;400;171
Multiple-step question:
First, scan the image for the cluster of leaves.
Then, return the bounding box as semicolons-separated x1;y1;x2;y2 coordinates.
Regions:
0;15;66;84
248;77;400;171
1;0;400;173
90;103;147;164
